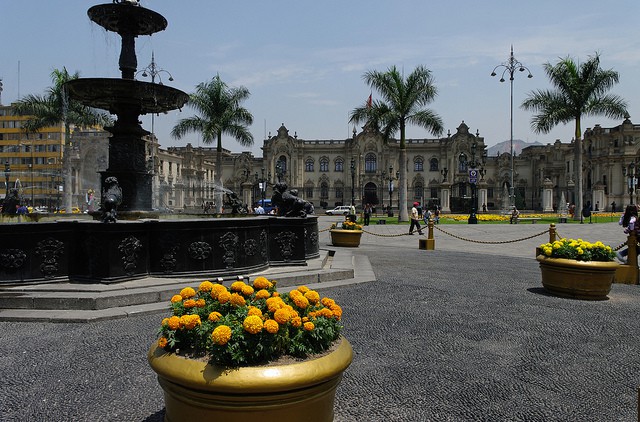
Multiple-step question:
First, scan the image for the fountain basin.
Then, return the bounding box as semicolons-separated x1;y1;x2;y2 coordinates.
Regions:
0;216;319;285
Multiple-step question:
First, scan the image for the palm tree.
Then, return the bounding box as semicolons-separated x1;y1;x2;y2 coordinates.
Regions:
13;67;112;211
350;66;444;222
521;54;628;221
171;75;254;213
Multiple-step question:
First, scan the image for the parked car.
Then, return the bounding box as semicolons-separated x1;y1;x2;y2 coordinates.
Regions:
325;205;351;215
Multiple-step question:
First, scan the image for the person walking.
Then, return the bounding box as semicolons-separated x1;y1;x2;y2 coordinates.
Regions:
409;202;424;235
363;203;372;226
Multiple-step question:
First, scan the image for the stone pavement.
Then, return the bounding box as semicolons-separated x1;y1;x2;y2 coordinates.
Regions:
0;216;638;421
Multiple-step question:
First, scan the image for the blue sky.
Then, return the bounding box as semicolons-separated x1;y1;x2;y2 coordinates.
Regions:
2;1;639;156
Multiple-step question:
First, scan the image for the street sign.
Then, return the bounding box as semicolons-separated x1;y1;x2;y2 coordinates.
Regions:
469;169;478;184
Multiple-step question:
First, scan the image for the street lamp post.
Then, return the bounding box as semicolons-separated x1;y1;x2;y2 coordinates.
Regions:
395;170;400;211
350;158;355;206
387;165;394;217
622;161;638;206
466;140;480;224
491;46;532;208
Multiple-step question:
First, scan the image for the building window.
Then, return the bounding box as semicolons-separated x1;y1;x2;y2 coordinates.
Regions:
305;186;313;197
414;157;424;172
430;158;438;171
458;154;467;172
305;158;314;172
335;158;343;172
414;183;423;200
319;157;329;172
430;188;439;199
365;153;377;173
320;182;328;199
335;187;343;199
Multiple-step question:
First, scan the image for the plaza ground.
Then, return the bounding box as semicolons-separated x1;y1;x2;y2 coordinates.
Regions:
0;217;638;421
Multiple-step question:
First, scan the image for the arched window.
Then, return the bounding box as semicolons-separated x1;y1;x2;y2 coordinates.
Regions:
414;182;424;200
365;153;377;173
276;156;287;177
414;157;424;172
335;158;344;172
320;182;329;199
458;153;467;172
429;158;438;171
305;158;314;172
320;157;329;172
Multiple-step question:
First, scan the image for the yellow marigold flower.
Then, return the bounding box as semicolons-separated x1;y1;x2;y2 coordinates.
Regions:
210;284;228;300
170;295;183;304
303;321;315;331
302;316;309;323
252;276;272;290
266;297;285;312
183;299;196;308
198;281;214;292
211;325;232;345
161;318;169;326
180;314;201;330
291;316;302;328
317;308;333;318
272;291;280;297
255;289;270;300
195;298;206;308
321;297;335;307
247;306;263;317
218;291;231;304
241;285;255;296
274;308;291;324
577;248;584;255
243;315;263;334
304;290;320;304
230;281;246;292
208;311;222;322
230;293;246;307
293;295;309;309
167;316;181;330
297;286;310;294
157;337;168;348
289;289;302;298
264;319;279;334
180;287;196;299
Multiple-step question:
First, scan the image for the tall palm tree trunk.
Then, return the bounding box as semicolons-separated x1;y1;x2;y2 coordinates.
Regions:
575;119;583;222
398;122;409;222
215;133;223;213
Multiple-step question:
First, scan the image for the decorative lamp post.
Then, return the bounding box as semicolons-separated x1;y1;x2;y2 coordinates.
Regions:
379;170;386;210
491;46;532;208
4;161;10;199
467;140;480;224
622;161;638;206
395;170;400;211
350;158;355;205
387;165;394;217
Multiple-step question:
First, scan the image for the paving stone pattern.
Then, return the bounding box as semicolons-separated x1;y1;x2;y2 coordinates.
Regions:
1;220;639;421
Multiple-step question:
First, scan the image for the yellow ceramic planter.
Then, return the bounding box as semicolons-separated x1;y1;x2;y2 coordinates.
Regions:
148;336;353;422
536;255;618;300
329;229;362;247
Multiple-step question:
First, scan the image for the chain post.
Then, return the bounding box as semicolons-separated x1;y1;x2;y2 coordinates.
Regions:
425;218;435;250
549;223;556;243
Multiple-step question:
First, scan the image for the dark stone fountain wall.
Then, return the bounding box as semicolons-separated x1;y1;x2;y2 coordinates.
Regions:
0;216;319;285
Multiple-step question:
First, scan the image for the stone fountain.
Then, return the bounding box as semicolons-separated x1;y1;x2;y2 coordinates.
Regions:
0;1;318;286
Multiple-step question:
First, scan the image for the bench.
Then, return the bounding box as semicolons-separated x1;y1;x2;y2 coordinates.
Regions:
516;217;539;224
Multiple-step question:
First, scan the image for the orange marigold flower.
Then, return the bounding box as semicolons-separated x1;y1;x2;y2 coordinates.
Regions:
218;291;231;304
255;289;270;300
210;284;228;300
180;287;196;299
183;299;196;308
157;337;168;348
303;321;315;331
211;325;232;345
263;319;279;334
161;318;169;326
247;306;263;317
208;311;222;322
230;293;246;307
289;289;302;298
321;297;335;307
170;295;183;304
293;295;309;309
252;276;272;290
317;308;333;318
302;316;310;323
195;298;206;308
272;291;280;297
274;308;291;324
230;281;246;292
329;304;343;319
180;314;201;330
167;316;181;330
198;280;214;292
241;285;255;296
266;297;285;312
304;290;320;304
291;316;302;328
243;315;263;334
297;285;310;294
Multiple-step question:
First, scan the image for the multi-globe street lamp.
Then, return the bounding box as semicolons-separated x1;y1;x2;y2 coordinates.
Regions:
491;46;532;208
622;161;638;206
350;157;355;206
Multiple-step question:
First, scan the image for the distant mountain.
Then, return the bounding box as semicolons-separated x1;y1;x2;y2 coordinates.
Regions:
486;139;543;157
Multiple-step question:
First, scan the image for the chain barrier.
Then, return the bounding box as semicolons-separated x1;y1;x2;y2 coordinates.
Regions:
433;224;550;245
